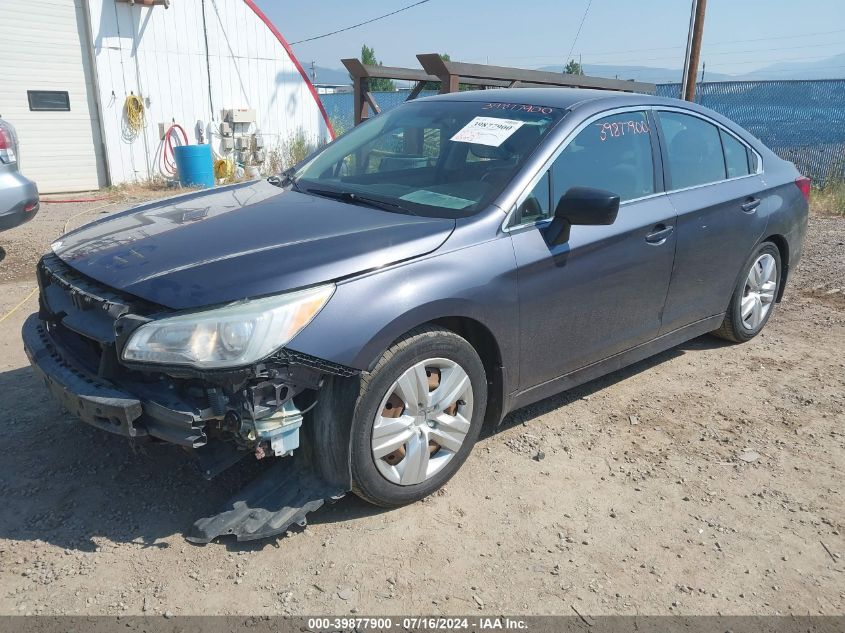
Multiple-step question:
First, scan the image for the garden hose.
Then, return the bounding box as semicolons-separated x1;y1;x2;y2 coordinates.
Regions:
124;94;146;137
214;158;234;181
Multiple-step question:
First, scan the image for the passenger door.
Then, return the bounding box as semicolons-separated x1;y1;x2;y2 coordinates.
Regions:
509;110;678;390
655;110;768;334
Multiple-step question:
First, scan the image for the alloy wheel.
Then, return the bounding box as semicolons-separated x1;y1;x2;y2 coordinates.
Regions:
741;253;777;330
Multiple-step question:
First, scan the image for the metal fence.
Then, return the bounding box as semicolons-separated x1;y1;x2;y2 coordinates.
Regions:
321;90;437;133
656;80;845;185
321;80;845;185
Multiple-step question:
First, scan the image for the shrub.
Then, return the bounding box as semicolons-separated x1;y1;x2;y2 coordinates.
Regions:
811;180;845;216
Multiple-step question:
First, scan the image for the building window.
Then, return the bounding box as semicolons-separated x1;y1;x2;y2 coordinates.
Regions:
27;91;70;112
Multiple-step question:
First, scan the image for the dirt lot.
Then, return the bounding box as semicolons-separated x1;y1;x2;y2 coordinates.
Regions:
0;198;842;617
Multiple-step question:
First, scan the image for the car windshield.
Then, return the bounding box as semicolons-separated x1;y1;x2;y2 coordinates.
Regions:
293;99;565;218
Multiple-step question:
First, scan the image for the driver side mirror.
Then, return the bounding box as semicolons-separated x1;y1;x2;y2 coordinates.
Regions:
545;186;620;246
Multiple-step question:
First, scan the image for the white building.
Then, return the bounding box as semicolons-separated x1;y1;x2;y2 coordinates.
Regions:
0;0;334;193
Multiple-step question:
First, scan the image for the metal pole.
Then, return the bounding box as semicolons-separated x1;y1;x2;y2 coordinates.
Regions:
683;0;707;102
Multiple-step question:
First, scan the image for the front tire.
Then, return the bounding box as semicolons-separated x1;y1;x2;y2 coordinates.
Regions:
350;326;487;508
713;241;781;343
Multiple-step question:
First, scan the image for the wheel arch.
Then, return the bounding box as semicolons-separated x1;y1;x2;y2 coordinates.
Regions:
365;311;508;428
428;316;506;427
762;233;790;302
306;313;508;495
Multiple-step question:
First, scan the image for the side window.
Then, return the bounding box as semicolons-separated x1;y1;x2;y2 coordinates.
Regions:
515;171;551;224
747;147;760;174
721;129;750;178
657;111;726;189
551;111;655;204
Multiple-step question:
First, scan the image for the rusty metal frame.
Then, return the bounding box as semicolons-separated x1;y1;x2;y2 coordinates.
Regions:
417;54;655;95
342;58;512;125
342;55;656;126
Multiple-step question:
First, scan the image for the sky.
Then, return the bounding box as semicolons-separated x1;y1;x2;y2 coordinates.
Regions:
255;0;845;76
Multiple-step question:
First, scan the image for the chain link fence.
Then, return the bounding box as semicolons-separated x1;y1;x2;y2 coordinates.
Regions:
322;80;845;185
656;80;845;185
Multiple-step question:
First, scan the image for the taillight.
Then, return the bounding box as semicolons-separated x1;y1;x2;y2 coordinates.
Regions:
0;125;16;164
795;176;811;202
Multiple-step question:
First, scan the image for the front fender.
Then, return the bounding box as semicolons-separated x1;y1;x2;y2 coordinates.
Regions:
287;236;519;377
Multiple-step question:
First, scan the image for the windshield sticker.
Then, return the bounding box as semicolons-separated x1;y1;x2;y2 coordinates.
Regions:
450;116;525;147
597;120;649;141
482;103;554;115
400;190;476;209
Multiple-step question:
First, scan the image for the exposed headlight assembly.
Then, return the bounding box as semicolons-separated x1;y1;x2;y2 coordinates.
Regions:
122;285;334;369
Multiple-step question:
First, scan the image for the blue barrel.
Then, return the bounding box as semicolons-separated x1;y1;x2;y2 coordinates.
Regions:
173;144;215;188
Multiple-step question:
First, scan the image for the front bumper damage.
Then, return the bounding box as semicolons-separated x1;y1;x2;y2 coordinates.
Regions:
23;314;203;445
22;254;359;542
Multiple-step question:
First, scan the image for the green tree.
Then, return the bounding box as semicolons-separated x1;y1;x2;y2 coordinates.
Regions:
360;44;395;92
563;59;585;76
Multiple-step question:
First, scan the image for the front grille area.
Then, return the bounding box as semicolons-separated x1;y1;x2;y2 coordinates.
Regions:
37;254;159;377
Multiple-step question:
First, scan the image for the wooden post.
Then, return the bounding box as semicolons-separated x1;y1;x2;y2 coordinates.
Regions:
343;58;370;125
682;0;707;102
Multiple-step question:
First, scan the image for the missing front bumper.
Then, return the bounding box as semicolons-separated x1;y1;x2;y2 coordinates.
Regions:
22;314;207;447
23;312;357;543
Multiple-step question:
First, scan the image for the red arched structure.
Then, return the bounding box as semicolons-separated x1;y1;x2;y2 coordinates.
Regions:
243;0;336;139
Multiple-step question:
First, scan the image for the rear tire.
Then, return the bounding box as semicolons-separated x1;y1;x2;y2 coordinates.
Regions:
350;325;487;508
712;241;781;343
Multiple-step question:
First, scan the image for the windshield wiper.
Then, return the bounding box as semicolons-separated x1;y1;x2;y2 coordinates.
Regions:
304;188;413;214
268;167;298;189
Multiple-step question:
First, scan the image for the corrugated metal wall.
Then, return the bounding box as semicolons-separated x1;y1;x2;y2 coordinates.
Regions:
0;0;107;193
86;0;331;185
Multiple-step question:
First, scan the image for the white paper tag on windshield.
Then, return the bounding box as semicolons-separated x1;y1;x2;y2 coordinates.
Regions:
450;117;525;147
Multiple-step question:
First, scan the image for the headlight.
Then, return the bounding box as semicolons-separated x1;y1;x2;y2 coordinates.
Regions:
122;285;334;368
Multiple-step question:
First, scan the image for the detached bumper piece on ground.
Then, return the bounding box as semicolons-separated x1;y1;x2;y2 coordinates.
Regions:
22;254;357;542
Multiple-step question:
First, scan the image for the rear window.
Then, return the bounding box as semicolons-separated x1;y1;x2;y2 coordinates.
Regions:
657;111;726;189
720;129;751;178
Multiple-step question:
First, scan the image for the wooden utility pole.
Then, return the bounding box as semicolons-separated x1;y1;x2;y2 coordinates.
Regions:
681;0;707;101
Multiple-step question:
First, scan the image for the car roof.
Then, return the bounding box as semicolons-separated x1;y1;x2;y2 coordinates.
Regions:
417;86;720;114
416;87;765;149
418;87;654;109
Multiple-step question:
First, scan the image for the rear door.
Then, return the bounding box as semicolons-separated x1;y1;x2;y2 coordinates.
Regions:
655;109;768;334
509;109;678;389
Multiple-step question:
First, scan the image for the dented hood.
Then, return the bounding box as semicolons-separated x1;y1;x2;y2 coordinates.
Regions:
52;180;455;309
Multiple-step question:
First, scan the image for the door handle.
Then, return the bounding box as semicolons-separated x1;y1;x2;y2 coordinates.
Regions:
741;198;761;213
645;224;674;245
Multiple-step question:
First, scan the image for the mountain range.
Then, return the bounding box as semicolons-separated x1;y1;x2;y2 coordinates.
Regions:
310;53;845;86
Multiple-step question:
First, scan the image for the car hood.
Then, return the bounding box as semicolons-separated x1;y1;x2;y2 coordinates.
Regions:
52;180;455;309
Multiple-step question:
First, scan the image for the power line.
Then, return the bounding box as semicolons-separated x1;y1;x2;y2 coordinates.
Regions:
289;0;432;45
565;0;594;64
491;27;845;63
490;40;843;67
588;40;843;61
743;64;845;75
703;54;840;69
587;42;844;66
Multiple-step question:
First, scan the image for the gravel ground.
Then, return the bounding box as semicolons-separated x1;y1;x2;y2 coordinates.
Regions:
0;198;842;617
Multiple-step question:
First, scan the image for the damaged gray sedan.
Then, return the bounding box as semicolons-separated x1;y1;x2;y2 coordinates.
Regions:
22;89;809;542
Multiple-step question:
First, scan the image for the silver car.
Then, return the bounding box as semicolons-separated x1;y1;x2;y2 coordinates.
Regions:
0;118;39;231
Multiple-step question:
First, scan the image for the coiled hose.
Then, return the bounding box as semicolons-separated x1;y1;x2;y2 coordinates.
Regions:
160;123;189;178
124;94;145;138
